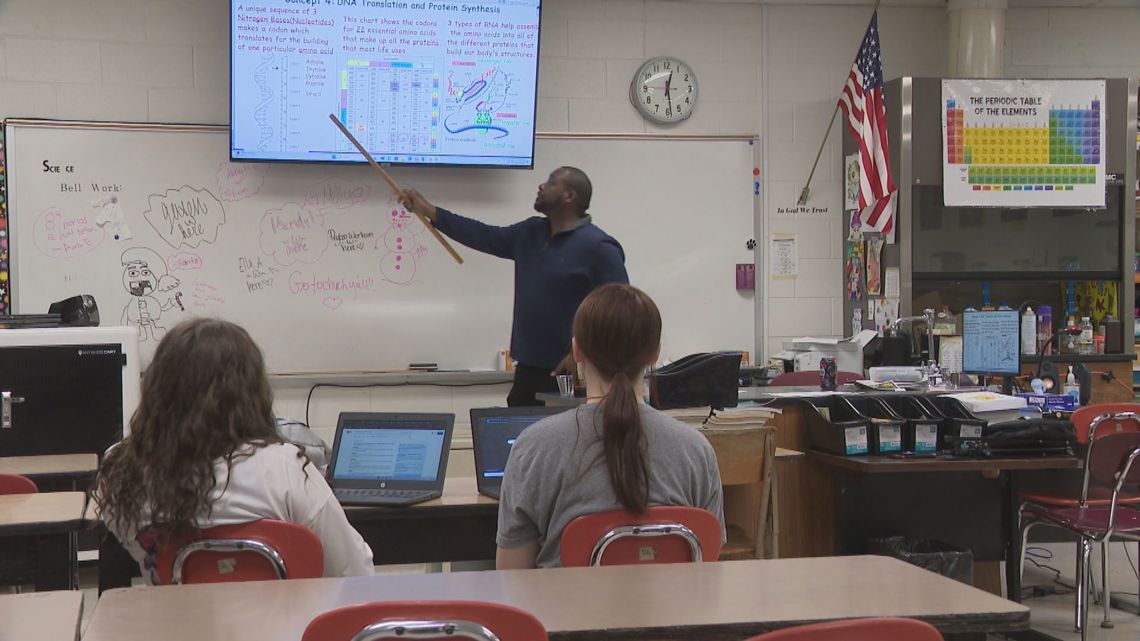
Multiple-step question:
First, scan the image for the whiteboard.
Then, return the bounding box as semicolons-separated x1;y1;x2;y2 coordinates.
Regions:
8;120;758;374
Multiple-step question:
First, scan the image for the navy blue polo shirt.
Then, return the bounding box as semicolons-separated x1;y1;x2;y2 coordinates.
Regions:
434;208;629;371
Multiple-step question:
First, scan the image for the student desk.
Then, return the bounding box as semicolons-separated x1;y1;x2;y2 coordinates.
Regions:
806;451;1080;603
343;476;499;565
0;454;98;491
95;476;498;592
0;590;84;641
83;555;1028;641
0;492;86;590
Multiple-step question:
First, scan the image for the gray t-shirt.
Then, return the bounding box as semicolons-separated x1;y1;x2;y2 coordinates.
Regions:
496;403;725;568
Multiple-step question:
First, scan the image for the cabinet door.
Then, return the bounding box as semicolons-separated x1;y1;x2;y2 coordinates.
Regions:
0;344;124;456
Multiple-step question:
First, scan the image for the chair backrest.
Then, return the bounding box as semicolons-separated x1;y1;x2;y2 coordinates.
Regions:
744;617;944;641
1070;403;1140;445
770;370;862;387
301;600;549;641
0;473;38;495
1087;432;1140;487
560;506;722;567
152;519;324;585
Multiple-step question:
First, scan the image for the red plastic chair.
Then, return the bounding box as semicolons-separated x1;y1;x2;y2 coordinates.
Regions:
0;474;38;495
560;506;722;567
1021;431;1140;641
302;600;548;641
770;370;862;386
1017;404;1140;629
151;519;323;584
744;617;943;641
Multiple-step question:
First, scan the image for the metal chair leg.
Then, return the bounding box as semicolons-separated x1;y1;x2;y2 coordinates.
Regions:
1101;540;1115;628
1017;516;1035;594
1076;537;1086;632
1080;538;1093;641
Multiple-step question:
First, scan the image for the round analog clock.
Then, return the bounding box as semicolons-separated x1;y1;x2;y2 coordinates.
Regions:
629;56;698;124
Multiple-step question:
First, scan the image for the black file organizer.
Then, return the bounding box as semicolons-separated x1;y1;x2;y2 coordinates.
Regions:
846;397;908;455
882;397;943;454
804;397;874;456
921;396;987;452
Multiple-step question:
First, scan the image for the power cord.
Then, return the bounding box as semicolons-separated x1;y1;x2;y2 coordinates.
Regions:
304;380;511;429
1022;546;1076;599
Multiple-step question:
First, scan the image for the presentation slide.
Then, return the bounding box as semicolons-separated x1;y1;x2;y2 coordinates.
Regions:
231;0;541;166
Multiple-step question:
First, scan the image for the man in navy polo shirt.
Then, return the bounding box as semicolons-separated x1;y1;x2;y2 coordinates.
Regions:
400;166;628;406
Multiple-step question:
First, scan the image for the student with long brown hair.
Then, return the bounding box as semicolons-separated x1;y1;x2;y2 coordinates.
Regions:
495;284;724;569
94;318;373;581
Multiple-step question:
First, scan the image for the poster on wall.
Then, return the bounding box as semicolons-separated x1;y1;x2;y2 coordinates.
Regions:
942;79;1106;207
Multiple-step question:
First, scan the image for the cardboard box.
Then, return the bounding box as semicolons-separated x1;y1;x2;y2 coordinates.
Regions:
1016;393;1076;412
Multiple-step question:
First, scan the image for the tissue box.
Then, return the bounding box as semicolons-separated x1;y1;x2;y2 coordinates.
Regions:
1016;393;1076;412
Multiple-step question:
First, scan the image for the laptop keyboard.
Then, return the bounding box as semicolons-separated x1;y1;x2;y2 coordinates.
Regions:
334;488;434;499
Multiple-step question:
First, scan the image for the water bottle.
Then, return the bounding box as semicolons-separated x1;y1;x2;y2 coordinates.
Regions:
1021;307;1036;355
1080;317;1094;355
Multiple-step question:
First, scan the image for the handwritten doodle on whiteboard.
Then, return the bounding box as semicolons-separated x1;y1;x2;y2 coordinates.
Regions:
33;207;104;259
143;186;226;250
259;202;329;266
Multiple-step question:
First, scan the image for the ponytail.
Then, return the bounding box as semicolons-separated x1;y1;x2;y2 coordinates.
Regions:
601;371;649;514
573;283;661;516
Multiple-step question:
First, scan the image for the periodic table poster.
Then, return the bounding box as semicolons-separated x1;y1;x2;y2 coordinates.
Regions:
942;79;1106;208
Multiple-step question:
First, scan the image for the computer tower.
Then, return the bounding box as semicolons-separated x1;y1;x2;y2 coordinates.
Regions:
0;326;140;456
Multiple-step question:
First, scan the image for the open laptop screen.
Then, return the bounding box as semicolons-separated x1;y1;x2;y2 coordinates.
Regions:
328;413;453;488
470;407;562;490
334;427;447;481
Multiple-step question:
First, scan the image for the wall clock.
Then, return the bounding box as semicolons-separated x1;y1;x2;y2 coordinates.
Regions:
629;56;698;124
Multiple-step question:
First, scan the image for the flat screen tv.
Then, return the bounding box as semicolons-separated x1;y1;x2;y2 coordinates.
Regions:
231;0;542;167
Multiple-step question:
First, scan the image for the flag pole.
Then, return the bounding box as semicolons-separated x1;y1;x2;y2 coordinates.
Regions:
796;0;881;206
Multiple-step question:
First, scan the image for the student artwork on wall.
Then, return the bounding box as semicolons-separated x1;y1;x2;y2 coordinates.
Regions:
865;237;883;296
844;153;860;211
871;297;900;337
942;79;1106;208
845;241;864;301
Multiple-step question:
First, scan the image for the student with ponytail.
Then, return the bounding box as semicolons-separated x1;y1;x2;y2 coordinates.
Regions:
495;284;725;569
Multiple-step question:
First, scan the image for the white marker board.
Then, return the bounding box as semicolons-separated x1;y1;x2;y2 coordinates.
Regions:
8;120;758;374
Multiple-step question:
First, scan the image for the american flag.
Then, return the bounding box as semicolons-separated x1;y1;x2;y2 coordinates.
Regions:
839;12;896;239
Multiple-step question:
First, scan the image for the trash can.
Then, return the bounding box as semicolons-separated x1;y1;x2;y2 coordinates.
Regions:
867;535;974;585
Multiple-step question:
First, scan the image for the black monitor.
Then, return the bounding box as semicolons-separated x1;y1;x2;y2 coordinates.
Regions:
962;309;1021;377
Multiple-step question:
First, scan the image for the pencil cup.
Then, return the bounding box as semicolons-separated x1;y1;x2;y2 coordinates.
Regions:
556;375;574;397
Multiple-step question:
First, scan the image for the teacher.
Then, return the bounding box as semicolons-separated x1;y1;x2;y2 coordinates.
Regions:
400;166;628;406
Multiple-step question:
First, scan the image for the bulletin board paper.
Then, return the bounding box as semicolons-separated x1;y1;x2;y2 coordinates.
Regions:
942;79;1106;208
771;235;798;279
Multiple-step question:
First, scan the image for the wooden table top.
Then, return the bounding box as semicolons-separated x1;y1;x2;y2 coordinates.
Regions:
83;556;1028;641
0;492;86;535
775;447;804;460
0;454;98;478
0;590;83;641
342;476;497;521
86;478;495;524
808;450;1081;474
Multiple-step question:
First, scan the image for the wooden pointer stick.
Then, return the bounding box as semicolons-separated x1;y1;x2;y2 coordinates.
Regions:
328;114;464;265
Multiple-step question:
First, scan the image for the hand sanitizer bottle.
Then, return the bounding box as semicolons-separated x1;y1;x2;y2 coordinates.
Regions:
1064;366;1081;407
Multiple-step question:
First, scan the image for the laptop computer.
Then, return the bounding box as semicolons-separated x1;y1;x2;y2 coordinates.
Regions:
327;412;454;507
470;406;563;499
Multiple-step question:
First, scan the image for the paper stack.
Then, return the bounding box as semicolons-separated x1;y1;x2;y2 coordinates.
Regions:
665;406;781;429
